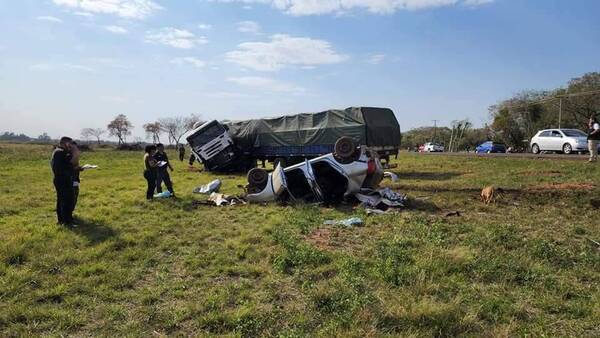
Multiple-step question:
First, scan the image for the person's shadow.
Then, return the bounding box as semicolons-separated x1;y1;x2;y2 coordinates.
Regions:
68;218;118;245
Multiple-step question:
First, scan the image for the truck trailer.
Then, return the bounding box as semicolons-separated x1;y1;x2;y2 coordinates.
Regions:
186;107;401;172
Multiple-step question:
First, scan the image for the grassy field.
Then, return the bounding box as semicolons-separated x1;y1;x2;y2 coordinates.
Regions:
1;143;599;337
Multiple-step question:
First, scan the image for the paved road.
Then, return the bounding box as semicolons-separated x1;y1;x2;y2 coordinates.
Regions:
411;151;592;161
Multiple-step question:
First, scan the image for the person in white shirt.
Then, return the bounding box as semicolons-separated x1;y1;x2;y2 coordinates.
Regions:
587;115;600;163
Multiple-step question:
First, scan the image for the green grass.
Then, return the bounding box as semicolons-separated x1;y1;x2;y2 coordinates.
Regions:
1;143;599;337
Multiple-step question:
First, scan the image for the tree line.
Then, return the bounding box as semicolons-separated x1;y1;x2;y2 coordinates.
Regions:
80;114;203;146
404;72;600;151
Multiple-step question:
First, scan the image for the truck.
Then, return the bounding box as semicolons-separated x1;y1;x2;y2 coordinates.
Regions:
185;107;401;172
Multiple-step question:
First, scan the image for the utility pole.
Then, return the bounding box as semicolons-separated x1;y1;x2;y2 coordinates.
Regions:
432;119;439;143
558;97;562;129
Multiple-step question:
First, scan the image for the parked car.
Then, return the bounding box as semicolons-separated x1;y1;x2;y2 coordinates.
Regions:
476;141;507;154
246;137;384;204
530;129;589;154
422;142;444;152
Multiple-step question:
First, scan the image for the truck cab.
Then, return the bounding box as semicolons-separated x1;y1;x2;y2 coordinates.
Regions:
186;120;239;172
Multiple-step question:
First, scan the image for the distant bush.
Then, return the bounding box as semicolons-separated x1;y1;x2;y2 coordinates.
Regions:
116;143;143;151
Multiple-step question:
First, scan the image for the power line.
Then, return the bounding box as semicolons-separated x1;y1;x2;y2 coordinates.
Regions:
500;89;600;110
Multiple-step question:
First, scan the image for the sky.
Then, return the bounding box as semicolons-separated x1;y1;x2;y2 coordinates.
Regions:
1;0;599;141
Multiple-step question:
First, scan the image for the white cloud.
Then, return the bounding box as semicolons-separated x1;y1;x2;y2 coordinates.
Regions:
29;64;53;71
237;20;261;34
225;34;347;71
64;63;96;72
105;25;128;34
212;0;493;15
198;23;213;30
52;0;162;19
227;76;305;94
367;54;385;64
73;11;94;17
204;91;256;99
170;57;206;68
145;28;208;49
37;16;63;23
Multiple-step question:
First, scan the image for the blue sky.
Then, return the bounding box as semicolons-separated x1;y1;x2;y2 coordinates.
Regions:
1;0;599;140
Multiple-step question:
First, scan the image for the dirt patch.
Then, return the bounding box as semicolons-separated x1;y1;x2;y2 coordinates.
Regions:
305;228;338;251
520;170;562;177
527;183;596;191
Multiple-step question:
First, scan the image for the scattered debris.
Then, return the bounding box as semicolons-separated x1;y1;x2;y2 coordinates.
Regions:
384;171;399;182
324;217;364;228
445;211;461;217
153;191;172;199
355;187;407;209
81;164;98;170
207;192;247;206
193;179;222;194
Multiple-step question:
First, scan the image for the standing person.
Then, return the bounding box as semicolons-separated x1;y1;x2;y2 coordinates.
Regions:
154;143;175;196
178;144;185;162
51;137;76;226
144;145;159;200
70;142;83;212
588;115;600;163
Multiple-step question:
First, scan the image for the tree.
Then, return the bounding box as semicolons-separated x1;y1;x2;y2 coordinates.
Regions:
81;128;105;144
158;114;203;146
37;132;52;143
143;122;162;143
107;114;133;145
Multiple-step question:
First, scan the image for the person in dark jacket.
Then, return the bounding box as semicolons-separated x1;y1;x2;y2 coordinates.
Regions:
143;145;158;200
51;136;75;226
178;144;185;161
153;143;175;196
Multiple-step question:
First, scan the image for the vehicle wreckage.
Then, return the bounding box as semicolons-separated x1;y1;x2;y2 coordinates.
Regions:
244;136;398;204
185;107;401;172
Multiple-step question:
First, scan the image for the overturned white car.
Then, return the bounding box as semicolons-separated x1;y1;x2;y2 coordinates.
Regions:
245;137;385;204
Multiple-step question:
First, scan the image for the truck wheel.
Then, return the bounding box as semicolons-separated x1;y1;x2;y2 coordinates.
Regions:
335;137;356;160
247;168;268;189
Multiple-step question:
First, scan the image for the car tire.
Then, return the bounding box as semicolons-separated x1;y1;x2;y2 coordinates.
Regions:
531;144;540;154
247;168;268;189
562;143;573;155
334;137;356;160
487;150;491;154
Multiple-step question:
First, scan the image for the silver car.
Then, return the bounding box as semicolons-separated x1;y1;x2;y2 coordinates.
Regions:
246;137;384;203
530;129;589;154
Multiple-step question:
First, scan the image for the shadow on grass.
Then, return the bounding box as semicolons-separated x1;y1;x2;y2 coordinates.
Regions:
69;218;118;245
393;171;463;181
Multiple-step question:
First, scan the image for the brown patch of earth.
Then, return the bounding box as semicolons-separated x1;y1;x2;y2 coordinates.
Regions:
528;183;596;191
305;228;338;251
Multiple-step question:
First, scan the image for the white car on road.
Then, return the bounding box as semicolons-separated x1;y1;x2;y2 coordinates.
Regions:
530;129;589;154
422;142;444;152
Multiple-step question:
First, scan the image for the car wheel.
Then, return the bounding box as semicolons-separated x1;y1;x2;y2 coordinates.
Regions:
247;168;268;189
531;144;540;154
562;143;572;155
487;150;491;154
334;137;356;160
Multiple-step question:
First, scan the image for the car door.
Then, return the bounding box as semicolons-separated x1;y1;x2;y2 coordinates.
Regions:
549;130;564;150
536;131;552;151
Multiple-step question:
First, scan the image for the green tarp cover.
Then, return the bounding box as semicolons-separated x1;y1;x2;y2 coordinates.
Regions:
225;107;400;150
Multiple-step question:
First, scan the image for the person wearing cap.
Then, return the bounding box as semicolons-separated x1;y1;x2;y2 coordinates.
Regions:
588;115;600;163
50;136;76;226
